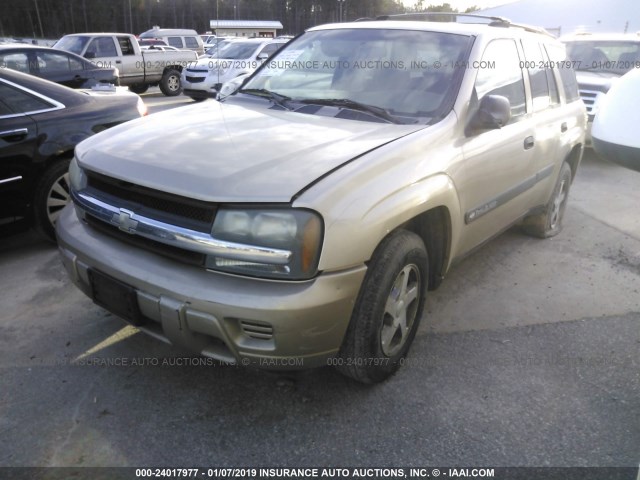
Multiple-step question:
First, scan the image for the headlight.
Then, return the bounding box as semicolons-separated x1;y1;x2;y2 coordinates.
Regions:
69;157;87;192
206;208;323;280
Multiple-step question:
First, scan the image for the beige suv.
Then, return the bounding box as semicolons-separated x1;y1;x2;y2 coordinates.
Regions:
57;14;586;383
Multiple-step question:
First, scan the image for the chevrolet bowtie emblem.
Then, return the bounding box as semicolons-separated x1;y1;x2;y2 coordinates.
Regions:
112;208;138;234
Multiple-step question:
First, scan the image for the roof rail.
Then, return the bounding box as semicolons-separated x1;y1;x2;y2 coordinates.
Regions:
370;12;554;37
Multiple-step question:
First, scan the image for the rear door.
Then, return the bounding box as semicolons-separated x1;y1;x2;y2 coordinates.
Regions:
115;36;140;83
0;81;43;216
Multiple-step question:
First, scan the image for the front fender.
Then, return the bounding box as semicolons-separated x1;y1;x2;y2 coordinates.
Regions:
317;173;461;272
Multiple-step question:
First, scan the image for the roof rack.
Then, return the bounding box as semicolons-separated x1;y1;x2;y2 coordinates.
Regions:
360;12;553;38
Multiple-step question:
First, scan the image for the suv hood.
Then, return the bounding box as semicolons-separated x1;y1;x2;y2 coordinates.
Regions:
76;100;424;202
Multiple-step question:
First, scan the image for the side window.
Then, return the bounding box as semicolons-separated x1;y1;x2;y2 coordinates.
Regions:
474;39;526;119
167;37;183;48
118;36;135;56
546;44;580;103
522;41;560;110
0;98;13;116
184;37;199;49
37;52;71;72
0;82;56;114
69;57;84;70
522;40;550;111
0;53;30;73
87;37;118;58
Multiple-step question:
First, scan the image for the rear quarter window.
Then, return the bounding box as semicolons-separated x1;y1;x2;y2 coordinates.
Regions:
545;43;580;103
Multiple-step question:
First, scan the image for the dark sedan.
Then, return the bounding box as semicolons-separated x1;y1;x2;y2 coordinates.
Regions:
0;44;118;89
0;68;146;239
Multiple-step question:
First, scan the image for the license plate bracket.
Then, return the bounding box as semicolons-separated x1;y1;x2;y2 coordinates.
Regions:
88;269;145;326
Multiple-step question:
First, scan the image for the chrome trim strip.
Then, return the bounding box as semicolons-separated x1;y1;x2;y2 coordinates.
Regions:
72;190;292;264
0;175;22;185
465;164;555;224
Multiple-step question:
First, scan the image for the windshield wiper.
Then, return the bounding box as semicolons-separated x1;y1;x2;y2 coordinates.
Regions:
298;98;402;124
238;88;293;110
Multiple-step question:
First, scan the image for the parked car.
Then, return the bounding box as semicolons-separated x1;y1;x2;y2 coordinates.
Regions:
181;37;288;100
0;45;119;88
200;38;240;59
54;33;198;96
57;15;585;383
592;68;640;172
0;68;147;239
562;33;640;144
139;28;205;55
201;35;217;46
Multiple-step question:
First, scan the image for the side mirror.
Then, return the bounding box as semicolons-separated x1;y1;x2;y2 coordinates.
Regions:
257;52;270;62
85;51;96;59
467;94;511;133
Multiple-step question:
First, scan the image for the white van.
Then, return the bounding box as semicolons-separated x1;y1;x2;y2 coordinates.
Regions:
139;28;204;55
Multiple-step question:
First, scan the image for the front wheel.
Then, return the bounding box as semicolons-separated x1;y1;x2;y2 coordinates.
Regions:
159;69;182;96
522;162;572;238
33;159;72;241
336;230;428;383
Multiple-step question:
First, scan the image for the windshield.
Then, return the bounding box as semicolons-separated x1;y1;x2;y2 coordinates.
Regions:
240;28;472;122
217;41;263;60
53;36;90;55
566;41;640;74
204;40;234;57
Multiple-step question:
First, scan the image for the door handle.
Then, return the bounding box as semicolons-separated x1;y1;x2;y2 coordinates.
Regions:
0;128;28;142
116;60;122;64
561;122;568;133
524;136;535;150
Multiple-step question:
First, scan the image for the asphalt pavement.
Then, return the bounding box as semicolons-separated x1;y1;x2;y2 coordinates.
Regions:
0;93;638;472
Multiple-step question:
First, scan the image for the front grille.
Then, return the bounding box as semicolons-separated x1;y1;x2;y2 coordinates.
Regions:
86;171;216;232
86;215;206;267
186;76;205;83
240;320;274;340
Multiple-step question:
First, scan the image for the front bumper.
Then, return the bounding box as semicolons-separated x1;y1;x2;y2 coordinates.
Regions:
182;73;221;98
56;206;366;369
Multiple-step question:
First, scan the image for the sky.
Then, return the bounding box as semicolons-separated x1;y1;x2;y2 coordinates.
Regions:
400;0;518;12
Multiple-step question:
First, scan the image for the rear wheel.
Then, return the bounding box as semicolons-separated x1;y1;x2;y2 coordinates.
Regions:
522;162;572;238
336;229;428;384
159;69;182;96
33;159;72;242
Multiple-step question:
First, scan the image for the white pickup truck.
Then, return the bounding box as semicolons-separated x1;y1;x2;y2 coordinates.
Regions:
54;33;198;96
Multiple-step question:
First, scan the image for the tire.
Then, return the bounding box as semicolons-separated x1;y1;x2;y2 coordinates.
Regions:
33;159;72;242
522;162;572;238
159;69;182;96
128;84;149;94
336;229;429;383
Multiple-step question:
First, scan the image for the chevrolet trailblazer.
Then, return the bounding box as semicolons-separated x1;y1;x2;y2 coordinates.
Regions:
57;14;586;383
